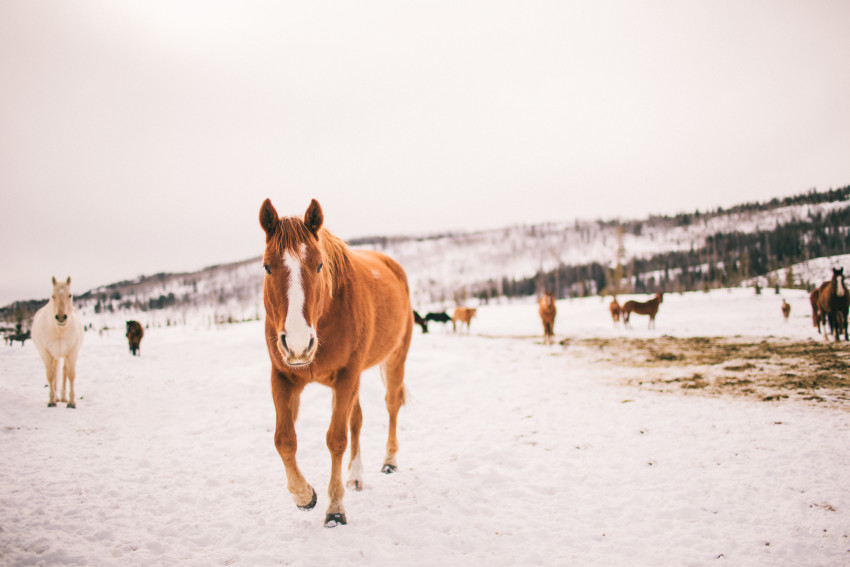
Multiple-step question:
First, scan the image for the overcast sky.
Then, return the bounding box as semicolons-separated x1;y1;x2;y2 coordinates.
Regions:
1;0;849;305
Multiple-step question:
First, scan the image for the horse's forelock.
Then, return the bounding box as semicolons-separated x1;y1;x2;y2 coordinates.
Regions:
269;217;350;298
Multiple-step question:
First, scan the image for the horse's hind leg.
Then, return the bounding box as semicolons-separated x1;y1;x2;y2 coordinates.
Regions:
346;395;364;491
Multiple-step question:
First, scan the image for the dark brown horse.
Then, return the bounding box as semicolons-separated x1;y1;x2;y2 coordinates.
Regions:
538;291;556;344
622;292;663;329
810;288;822;331
125;320;144;356
815;267;849;341
260;199;413;527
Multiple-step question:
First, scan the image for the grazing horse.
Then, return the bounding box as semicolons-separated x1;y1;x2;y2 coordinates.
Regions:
609;297;621;324
622;292;664;329
413;310;429;333
31;277;84;408
781;299;791;321
538;291;557;344
815;267;849;342
425;311;452;324
452;307;476;333
126;320;144;355
259;199;413;527
6;324;30;346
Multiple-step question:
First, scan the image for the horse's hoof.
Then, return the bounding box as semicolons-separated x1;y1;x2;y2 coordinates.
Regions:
381;464;397;474
297;487;317;511
346;479;363;491
324;513;347;527
66;403;76;409
47;403;56;408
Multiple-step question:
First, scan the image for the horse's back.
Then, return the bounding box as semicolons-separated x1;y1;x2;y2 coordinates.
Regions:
351;249;409;290
346;249;412;363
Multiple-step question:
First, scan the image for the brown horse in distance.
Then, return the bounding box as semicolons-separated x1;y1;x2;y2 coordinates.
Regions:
815;267;849;341
609;297;621;324
781;299;791;321
622;292;664;329
126;320;144;356
538;291;557;344
259;199;413;527
452;307;476;333
810;288;822;331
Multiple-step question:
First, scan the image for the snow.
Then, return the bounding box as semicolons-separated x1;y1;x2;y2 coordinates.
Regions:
2;288;849;566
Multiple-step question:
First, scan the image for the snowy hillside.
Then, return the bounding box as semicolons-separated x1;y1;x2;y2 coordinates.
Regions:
2;191;849;333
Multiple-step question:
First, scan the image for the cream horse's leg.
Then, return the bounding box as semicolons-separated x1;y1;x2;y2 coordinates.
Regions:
40;352;59;407
63;350;78;408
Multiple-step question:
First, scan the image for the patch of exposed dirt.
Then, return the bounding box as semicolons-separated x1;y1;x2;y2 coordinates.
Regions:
562;336;850;409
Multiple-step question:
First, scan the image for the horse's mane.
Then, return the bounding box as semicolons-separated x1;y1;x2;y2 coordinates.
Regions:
270;217;351;298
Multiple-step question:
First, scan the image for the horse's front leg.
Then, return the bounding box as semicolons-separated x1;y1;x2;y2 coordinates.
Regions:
325;374;360;527
64;353;78;408
271;374;316;511
43;355;59;407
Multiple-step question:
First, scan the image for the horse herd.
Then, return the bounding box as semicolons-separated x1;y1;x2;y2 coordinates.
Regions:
12;199;850;529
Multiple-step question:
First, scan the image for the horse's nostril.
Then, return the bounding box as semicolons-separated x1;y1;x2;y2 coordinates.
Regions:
308;337;315;352
280;334;289;353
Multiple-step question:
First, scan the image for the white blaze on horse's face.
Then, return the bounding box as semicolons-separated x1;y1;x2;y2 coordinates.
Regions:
280;244;318;366
51;277;73;327
836;270;846;297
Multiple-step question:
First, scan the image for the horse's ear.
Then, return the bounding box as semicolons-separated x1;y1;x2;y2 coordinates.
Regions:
259;199;279;240
52;276;56;285
66;276;71;285
305;199;323;237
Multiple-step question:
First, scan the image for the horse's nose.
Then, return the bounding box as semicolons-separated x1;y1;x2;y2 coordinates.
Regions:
279;333;291;355
55;314;67;323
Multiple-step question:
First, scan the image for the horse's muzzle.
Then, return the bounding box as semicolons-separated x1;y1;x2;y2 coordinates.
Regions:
278;333;317;367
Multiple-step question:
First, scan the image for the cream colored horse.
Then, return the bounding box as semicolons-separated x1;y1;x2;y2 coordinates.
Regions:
32;277;84;408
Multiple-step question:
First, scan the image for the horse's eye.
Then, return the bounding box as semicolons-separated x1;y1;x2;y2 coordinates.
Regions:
263;264;271;275
317;262;324;274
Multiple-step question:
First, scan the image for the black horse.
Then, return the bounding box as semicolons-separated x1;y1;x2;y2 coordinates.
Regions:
7;330;31;347
424;311;452;324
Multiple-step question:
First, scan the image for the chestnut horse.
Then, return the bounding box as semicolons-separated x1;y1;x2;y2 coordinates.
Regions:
259;199;413;527
622;292;663;329
815;267;849;341
809;288;821;331
31;277;84;408
609;297;621;324
781;299;791;321
538;291;556;344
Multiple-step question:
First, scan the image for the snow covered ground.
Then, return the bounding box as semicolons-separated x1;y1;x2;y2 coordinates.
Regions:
1;288;849;566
